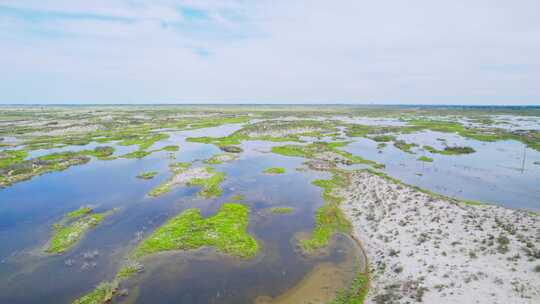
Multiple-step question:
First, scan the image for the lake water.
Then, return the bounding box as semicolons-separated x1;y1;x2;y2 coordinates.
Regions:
0;121;538;303
0;125;362;304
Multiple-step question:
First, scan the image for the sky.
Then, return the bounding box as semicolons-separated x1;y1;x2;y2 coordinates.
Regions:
0;0;539;105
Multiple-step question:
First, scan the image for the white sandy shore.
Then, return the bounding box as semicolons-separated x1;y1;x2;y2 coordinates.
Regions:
340;171;540;304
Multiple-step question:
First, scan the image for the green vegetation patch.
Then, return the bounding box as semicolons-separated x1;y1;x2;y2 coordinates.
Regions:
301;171;352;254
0;149;28;169
220;145;243;153
121;150;152;159
137;171;158;180
263;167;286;174
329;271;369;304
83;146;115;160
269;207;294;214
162;145;179;152
133;203;258;259
187;167;225;198
0;147;114;188
147;162;192;197
423;145;475;155
417;156;433;162
47;208;113;254
186;120;339;150
120;144;179;159
271;142;381;167
116;260;144;280
118;133;169;150
72;280;119;304
370;135;396;142
394;140;417;154
204;153;238;164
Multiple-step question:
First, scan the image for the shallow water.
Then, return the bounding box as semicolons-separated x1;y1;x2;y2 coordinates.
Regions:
342;130;540;210
0;124;360;304
1;119;538;303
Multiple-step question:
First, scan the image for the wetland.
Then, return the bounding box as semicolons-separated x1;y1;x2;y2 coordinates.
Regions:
0;105;539;304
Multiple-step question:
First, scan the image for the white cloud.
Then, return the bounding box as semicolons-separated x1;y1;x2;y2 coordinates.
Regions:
0;0;539;104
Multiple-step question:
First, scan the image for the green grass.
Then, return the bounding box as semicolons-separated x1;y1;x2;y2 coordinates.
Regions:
65;207;93;220
116;260;143;280
417;156;433;162
204;153;237;165
133;203;258;259
47;209;113;254
83;146;115;160
137;171;158;180
271;142;381;167
148;165;224;198
329;272;369;304
423;145;475;155
0;149;29;169
121;150;152;159
394;140;417;154
147;163;191;197
264;167;286;174
72;280;119;304
269;207;294;214
220;145;243;153
118;133;169;150
185;119;338;149
370;135;396;142
187;167;225;198
170;162;192;172
162;145;179;152
0;149;106;188
300;171;352;253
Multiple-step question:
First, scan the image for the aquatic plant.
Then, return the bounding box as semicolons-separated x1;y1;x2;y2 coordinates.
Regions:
72;280;119;304
220;145;243;153
269;207;294;214
204;153;238;165
137;171;158;180
133;203;258;259
116;260;144;279
329;271;369;304
47;208;114;254
393;140;417;154
162;145;179;152
187;167;225;198
263;167;286;174
0;149;28;168
301;171;352;253
417;156;433;162
147;162;192;197
423;145;475;155
118;133;169;150
370;135;396;142
271;142;381;167
0;147;114;188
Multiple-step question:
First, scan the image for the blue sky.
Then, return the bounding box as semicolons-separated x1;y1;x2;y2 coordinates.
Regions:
0;0;539;105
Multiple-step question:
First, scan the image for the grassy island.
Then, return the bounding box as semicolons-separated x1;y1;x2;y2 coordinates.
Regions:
137;171;158;179
264;167;286;174
300;171;352;254
417;156;434;162
46;207;113;254
133;203;258;259
424;145;476;155
269;207;294;214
